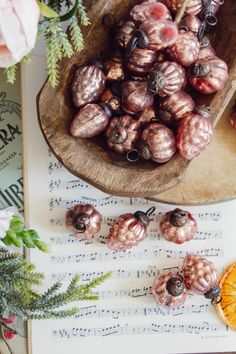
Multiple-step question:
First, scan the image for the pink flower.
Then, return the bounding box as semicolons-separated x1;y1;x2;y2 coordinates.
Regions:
0;0;40;68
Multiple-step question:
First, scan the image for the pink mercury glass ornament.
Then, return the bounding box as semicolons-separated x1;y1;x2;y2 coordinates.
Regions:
72;63;106;107
121;80;154;114
162;0;202;15
198;36;216;59
160;208;198;244
147;61;186;97
183;254;222;304
180;14;202;36
115;20;136;49
107;207;155;251
130;1;172;23
106;115;141;154
66;204;102;238
126;47;156;75
152;271;189;308
176;105;213;160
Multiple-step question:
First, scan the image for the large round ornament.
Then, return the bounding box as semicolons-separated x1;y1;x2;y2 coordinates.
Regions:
126;47;156;75
130;1;172;23
183;254;221;303
160;208;197;244
107;207;156;251
106;115;141;154
140;123;177;163
121;80;154;114
147;61;186;97
72;64;105;108
152;272;189;308
70;103;111;138
167;30;200;67
190;56;229;94
158;91;195;127
66;204;102;238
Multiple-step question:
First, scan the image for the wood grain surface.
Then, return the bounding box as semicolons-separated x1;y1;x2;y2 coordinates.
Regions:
37;0;236;198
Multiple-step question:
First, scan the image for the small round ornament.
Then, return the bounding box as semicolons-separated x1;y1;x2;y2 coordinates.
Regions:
176;105;213;160
147;61;186;97
115;20;136;49
131;19;178;52
104;51;125;81
72;63;105;108
152;271;189;308
180;14;202;36
100;88;121;114
126;47;156;75
167;29;200;67
66;204;102;238
140;123;177;163
190;56;229;94
183;254;221;304
160;208;197;244
107;207;155;251
70;103;111;138
198;36;216;59
162;0;202;15
105;115;141;154
121;80;154;114
130;1;172;24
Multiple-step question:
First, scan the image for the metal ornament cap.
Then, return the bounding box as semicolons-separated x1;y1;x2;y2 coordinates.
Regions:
166;274;185;297
72;212;90;233
138;141;152;160
147;70;166;95
191;62;211;78
194;105;211;119
204;285;221;300
169;208;188;227
134;206;156;228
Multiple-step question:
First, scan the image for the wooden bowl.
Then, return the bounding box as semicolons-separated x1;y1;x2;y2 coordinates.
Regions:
37;0;236;198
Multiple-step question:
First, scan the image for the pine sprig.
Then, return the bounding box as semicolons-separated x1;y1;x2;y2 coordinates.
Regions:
77;0;90;26
0;248;111;321
5;65;17;84
69;15;84;51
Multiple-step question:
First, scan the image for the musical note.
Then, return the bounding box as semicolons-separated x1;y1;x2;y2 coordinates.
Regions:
52;322;225;338
49;179;89;192
48;161;63;174
50;247;223;264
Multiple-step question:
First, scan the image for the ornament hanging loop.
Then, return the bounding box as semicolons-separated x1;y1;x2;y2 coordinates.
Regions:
205;12;217;27
145;206;156;217
211;295;222;305
126;149;140;162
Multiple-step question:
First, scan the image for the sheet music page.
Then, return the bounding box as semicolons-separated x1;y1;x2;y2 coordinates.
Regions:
22;57;236;354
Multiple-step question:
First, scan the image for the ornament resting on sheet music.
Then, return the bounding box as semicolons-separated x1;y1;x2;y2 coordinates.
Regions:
107;207;155;251
160;208;197;244
71;63;106;108
183;254;222;304
66;204;102;238
152;271;189;308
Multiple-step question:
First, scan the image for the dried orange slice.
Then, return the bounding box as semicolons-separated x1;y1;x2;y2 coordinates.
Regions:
216;262;236;330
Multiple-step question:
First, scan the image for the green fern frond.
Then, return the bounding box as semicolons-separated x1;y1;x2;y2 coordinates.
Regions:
69;16;84;51
4;65;17;84
77;0;90;26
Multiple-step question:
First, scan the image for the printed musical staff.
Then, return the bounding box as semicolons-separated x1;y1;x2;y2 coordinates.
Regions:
49;230;222;246
48;161;63;174
52;322;225;338
75;303;210;320
50;247;223;264
49;179;89;192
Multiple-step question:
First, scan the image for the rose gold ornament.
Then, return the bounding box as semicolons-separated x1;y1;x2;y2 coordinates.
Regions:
147;61;186;97
176;105;213;160
140;123;176;163
115;20;136;49
126;47;156;75
190;56;229;94
229;102;236;129
107;207;156;251
104;51;125;81
160;208;197;244
180;14;202;35
152;272;189;308
72;64;105;108
100;88;121;113
201;0;223;16
158;91;195;127
130;1;172;23
183;254;221;304
198;36;216;59
121;80;154;114
131;19;178;52
138;105;156;127
70;103;111;138
106;115;141;154
167;30;200;67
162;0;202;15
66;204;102;238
